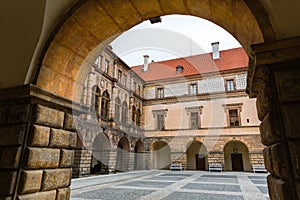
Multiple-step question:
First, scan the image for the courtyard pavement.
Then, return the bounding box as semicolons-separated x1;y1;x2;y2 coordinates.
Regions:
71;170;269;200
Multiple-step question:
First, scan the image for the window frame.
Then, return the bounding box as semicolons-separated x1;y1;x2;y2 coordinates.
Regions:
222;103;243;127
94;56;102;68
91;86;101;118
152;109;168;131
100;91;110;121
104;59;109;74
117;70;122;82
225;78;236;92
156;87;164;98
121;101;128;125
115;97;121;123
185;106;203;129
123;74;127;87
189;83;198;95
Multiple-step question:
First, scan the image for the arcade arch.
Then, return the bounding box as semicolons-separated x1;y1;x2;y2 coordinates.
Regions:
224;140;251;172
152;141;171;169
35;0;271;102
134;140;144;170
186;141;208;171
90;133;111;174
116;137;130;172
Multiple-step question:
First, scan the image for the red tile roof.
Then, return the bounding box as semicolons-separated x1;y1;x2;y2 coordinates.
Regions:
131;48;248;82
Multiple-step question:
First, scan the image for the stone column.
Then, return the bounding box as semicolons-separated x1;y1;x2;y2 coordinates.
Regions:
248;37;300;200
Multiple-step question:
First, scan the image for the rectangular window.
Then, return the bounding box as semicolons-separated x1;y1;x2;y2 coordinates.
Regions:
157;114;164;131
94;56;101;68
133;82;137;92
157;88;164;98
137;85;141;95
226;79;235;91
118;70;122;82
190;112;199;129
123;75;127;86
190;83;197;95
229;109;240;127
104;60;109;74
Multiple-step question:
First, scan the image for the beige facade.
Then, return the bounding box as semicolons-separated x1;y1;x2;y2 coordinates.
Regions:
78;46;265;175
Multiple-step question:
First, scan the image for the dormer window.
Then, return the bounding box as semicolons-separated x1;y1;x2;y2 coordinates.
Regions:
176;65;184;73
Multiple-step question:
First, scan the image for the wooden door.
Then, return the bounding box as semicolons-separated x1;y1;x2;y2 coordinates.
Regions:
231;153;244;171
196;154;206;170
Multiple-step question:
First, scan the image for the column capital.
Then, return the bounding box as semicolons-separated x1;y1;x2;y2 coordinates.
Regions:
247;36;300;97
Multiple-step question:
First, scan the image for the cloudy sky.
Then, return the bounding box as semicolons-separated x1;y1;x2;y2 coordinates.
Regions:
110;15;241;66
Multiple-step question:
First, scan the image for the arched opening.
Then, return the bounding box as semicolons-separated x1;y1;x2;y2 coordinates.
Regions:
136;109;141;127
115;97;121;123
116;137;130;172
134;140;144;170
152;141;171;169
91;85;101;118
121;101;128;125
90;133;111;174
224;140;251;172
30;0;279;199
101;90;110;121
132;105;136;125
36;0;269;101
186;141;208;171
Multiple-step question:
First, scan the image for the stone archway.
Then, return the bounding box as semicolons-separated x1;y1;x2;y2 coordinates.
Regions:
90;132;111;174
8;1;300;200
224;140;251;172
186;141;208;171
134;140;144;170
35;0;272;103
152;141;171;169
116;137;130;172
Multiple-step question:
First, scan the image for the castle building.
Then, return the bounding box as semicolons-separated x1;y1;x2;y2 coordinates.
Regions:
1;1;298;199
75;44;265;176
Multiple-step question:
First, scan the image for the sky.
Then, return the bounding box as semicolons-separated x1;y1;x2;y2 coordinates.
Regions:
110;15;241;67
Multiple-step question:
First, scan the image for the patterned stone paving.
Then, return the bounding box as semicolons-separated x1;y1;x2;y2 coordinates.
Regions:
71;170;269;200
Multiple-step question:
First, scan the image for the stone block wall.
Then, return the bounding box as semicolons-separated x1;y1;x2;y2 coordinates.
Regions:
0;85;84;200
249;37;300;200
72;149;92;177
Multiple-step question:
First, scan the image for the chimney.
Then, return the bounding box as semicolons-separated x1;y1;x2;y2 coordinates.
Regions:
211;42;220;60
143;55;149;71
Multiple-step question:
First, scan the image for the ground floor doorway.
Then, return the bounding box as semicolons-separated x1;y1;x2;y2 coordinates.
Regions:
231;153;244;171
195;154;206;170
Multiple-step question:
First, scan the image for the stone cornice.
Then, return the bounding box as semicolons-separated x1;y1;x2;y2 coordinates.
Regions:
143;90;247;106
247;36;300;98
0;84;88;114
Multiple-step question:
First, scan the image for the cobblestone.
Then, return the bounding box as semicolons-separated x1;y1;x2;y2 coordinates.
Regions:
71;170;269;200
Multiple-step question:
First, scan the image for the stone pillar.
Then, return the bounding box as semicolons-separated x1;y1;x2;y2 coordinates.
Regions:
128;151;135;171
72;149;92;177
0;85;86;200
207;152;224;167
103;149;116;173
248;37;300;200
170;151;186;169
146;151;153;170
134;152;148;170
249;152;264;168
